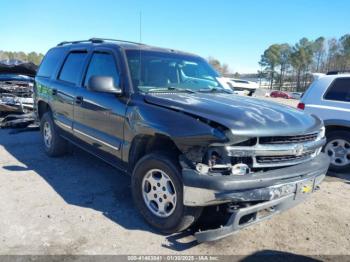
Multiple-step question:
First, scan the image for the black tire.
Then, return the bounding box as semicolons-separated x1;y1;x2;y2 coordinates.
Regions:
132;153;202;234
324;130;350;173
40;112;68;157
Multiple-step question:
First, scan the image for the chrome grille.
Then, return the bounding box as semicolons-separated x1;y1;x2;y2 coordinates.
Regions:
256;151;314;164
226;131;326;168
259;133;318;144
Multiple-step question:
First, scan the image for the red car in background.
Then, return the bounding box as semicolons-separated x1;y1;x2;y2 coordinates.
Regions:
270;91;292;99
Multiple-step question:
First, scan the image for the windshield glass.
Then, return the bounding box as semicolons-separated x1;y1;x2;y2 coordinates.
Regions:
126;50;225;93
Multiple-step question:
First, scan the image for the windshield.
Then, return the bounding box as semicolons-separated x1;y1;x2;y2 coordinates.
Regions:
126;50;226;93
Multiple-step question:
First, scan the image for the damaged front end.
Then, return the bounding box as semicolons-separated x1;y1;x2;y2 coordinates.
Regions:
178;124;329;242
142;92;330;242
0;62;37;128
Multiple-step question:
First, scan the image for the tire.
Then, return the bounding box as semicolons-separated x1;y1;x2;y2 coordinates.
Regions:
132;153;202;234
40;112;68;157
324;130;350;173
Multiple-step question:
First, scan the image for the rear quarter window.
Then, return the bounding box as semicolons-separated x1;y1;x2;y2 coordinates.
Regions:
58;52;88;85
324;78;350;102
37;48;64;78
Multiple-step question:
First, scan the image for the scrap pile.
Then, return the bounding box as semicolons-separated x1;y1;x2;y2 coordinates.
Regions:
0;62;38;128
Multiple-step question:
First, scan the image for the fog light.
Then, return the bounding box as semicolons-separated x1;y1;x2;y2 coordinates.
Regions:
231;163;250;176
196;163;209;174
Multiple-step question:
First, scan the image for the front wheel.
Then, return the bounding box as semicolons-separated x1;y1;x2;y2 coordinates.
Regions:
132;153;202;233
324;130;350;173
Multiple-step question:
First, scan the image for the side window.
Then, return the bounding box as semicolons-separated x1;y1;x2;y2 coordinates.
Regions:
58;52;87;85
37;48;64;78
324;78;350;102
84;53;120;87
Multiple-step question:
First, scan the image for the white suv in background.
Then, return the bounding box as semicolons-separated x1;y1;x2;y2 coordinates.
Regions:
298;73;350;172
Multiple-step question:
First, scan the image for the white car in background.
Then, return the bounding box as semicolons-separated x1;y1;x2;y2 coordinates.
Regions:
218;77;259;96
290;92;303;100
298;73;350;172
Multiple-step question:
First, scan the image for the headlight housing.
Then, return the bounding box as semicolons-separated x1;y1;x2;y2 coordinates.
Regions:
317;126;326;141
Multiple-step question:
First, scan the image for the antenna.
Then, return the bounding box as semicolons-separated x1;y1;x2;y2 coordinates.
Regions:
139;11;142;43
138;11;142;88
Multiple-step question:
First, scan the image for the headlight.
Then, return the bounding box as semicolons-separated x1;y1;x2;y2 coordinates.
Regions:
231;163;250;175
317;126;325;140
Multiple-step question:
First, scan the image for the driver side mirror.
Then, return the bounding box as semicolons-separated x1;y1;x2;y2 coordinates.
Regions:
87;76;122;95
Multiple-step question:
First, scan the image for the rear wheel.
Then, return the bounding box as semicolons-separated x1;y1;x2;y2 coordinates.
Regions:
132;153;202;233
40;112;68;157
324;130;350;172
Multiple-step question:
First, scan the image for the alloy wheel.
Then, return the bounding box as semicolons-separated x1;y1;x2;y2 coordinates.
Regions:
43;121;52;148
325;138;350;166
141;169;177;218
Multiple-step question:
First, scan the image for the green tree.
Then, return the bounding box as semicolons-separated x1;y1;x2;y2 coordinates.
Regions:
339;34;350;70
326;38;340;72
290;38;314;91
277;44;291;88
312;37;325;72
0;50;44;65
208;56;230;75
233;72;240;78
259;44;280;89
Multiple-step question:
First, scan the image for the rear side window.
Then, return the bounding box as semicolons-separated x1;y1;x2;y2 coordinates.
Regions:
84;53;120;87
37;48;63;78
58;52;87;85
324;78;350;102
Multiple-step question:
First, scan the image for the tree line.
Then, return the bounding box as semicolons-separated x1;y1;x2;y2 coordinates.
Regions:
0;50;44;65
259;34;350;91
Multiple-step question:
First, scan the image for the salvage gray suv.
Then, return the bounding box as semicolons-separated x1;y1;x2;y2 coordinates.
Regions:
34;38;330;242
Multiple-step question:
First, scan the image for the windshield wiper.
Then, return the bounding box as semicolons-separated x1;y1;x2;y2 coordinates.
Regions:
198;88;232;94
147;86;196;93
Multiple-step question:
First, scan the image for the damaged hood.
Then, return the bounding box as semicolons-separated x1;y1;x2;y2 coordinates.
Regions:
0;62;37;78
144;93;322;137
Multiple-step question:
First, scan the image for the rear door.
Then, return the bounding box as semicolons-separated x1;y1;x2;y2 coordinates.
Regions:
306;77;350;121
73;47;127;167
322;77;350;120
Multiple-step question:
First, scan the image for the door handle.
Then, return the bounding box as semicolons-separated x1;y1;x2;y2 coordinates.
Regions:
75;96;84;104
52;89;57;95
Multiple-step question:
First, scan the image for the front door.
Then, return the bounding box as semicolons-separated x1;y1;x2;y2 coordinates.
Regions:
73;48;127;168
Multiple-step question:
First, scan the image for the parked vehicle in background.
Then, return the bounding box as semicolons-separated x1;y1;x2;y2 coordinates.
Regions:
218;77;258;96
34;38;329;242
298;73;350;172
0;62;37;115
290;92;303;100
270;90;292;99
0;62;37;128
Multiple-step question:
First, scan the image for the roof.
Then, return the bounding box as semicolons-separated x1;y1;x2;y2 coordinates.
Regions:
324;74;350;79
55;38;198;57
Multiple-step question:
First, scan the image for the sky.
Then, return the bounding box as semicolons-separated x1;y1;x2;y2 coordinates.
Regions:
1;0;349;73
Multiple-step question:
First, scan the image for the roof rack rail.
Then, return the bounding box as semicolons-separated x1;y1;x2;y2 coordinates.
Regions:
89;38;144;45
57;39;101;46
326;70;350;75
57;38;144;47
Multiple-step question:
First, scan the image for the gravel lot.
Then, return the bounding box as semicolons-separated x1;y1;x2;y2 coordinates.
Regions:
0;97;349;257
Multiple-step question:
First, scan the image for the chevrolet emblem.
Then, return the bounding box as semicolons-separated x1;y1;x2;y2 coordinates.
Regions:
294;144;304;156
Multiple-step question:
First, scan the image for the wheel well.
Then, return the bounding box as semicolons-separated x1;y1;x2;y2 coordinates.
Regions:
128;134;181;172
37;101;51;120
325;125;350;135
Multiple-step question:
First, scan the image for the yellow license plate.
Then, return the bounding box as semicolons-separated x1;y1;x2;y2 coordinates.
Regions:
296;178;315;198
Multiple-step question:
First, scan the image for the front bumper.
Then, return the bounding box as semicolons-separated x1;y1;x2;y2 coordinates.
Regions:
182;153;330;242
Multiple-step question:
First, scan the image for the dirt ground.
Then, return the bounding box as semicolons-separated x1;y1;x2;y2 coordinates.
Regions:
0;97;349;257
